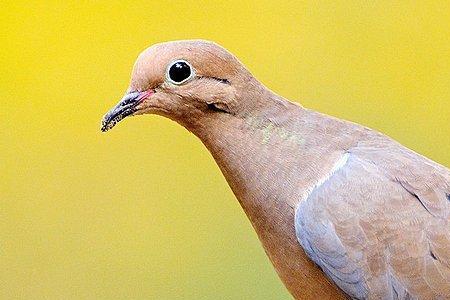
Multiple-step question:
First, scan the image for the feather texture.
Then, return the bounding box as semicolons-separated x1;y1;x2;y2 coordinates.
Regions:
296;143;450;299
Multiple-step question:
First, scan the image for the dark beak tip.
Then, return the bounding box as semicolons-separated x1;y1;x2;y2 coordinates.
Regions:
100;115;115;132
100;114;110;132
101;91;145;133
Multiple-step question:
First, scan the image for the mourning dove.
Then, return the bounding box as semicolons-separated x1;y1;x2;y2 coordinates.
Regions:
101;40;450;299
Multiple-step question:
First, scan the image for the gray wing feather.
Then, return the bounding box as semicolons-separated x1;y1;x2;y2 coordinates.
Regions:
294;151;450;299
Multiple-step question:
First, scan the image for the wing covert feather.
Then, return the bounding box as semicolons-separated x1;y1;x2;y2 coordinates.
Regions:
295;147;450;299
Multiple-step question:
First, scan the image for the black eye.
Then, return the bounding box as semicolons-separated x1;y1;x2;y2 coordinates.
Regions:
167;60;193;84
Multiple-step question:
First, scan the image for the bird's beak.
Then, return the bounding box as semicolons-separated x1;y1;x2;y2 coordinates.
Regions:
101;90;153;132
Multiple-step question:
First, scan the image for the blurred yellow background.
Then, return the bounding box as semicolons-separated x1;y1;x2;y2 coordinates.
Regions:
1;1;449;299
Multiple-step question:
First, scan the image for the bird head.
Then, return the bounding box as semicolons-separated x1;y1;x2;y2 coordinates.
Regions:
101;40;265;132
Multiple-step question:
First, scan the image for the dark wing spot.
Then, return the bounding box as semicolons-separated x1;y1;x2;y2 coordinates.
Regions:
410;191;432;214
397;180;435;215
430;250;438;260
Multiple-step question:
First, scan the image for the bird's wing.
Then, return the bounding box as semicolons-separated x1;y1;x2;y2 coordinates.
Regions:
295;144;450;299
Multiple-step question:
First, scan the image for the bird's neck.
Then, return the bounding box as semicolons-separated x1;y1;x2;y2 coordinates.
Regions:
192;95;348;299
192;94;343;211
187;93;351;298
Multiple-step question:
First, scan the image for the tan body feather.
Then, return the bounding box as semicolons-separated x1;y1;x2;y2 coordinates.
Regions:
102;40;450;299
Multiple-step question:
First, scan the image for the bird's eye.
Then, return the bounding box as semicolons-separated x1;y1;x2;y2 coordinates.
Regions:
167;60;194;84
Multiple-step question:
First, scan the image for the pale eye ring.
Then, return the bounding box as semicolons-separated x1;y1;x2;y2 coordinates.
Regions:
166;60;195;85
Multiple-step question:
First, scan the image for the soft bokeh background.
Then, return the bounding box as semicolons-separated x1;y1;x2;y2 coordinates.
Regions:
1;1;449;299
